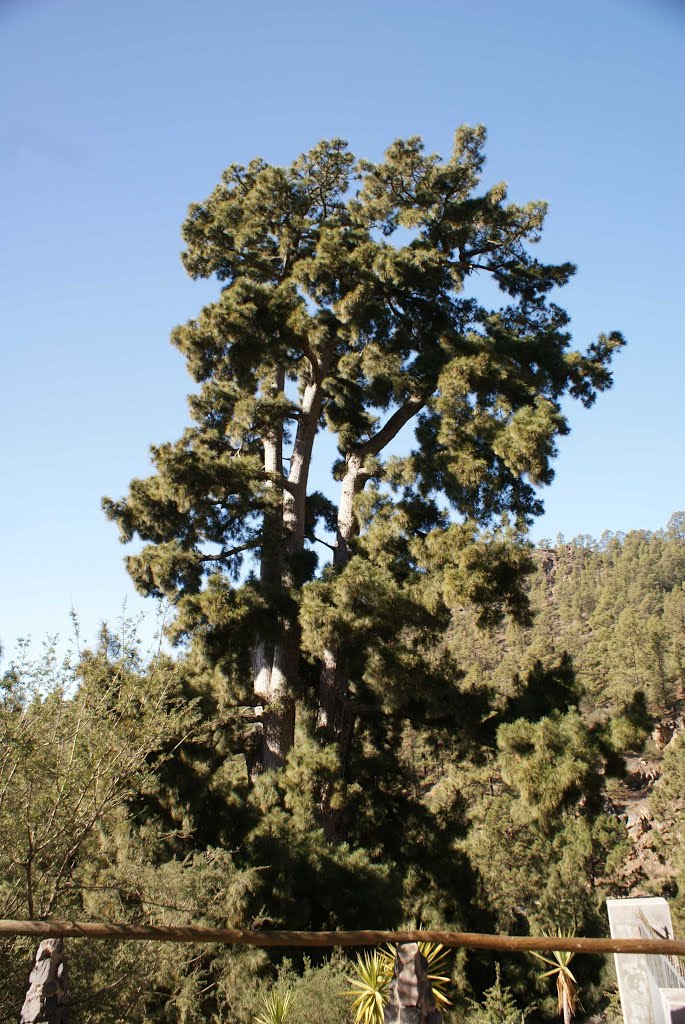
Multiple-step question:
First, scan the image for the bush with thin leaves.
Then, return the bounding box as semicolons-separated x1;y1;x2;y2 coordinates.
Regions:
532;942;583;1024
344;950;389;1024
379;942;452;1008
344;941;452;1024
264;954;350;1024
255;987;294;1024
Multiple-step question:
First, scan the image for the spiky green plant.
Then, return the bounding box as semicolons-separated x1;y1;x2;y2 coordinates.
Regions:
344;940;453;1024
380;942;453;1007
344;950;390;1024
255;988;294;1024
532;942;582;1024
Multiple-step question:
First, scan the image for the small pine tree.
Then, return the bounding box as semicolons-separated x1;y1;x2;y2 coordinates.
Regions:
466;964;532;1023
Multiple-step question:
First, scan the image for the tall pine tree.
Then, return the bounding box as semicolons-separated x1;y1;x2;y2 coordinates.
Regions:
104;127;623;829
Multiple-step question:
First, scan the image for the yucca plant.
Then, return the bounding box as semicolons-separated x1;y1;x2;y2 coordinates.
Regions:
380;941;453;1008
344;940;453;1024
344;950;390;1024
532;942;582;1024
255;987;294;1024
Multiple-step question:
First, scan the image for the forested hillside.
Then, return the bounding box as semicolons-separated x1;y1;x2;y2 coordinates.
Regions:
2;517;684;1022
452;512;685;712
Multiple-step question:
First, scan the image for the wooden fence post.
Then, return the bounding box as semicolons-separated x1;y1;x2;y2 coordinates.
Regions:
20;938;69;1023
384;942;441;1024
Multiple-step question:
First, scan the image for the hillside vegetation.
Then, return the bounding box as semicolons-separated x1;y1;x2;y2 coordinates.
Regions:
2;515;684;1021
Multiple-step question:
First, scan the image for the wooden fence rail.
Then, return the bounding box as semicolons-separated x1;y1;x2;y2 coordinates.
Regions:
2;919;685;956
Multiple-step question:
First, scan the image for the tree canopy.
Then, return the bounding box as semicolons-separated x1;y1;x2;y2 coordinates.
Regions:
104;126;624;834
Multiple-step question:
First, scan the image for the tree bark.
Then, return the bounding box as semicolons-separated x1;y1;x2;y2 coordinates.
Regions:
252;369;288;773
253;366;325;773
384;942;441;1024
252;422;281;702
316;454;367;836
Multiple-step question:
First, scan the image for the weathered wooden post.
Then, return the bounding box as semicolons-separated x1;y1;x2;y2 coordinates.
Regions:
384;942;441;1024
20;938;69;1024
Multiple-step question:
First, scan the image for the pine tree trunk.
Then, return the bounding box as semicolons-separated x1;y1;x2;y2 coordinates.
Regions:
252;374;323;774
317;454;367;726
317;647;357;839
251;370;291;773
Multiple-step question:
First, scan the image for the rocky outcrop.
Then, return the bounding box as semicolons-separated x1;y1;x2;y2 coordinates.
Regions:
652;716;685;751
20;939;69;1023
608;737;682;892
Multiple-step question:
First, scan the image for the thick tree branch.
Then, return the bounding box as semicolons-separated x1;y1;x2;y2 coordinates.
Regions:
254;470;298;495
300;337;322;383
199;541;259;563
354;395;427;459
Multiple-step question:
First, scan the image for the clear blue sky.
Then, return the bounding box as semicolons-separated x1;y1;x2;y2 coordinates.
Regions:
1;0;684;657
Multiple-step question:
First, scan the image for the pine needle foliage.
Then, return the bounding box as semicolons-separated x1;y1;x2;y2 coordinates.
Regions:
466;963;533;1023
104;124;625;802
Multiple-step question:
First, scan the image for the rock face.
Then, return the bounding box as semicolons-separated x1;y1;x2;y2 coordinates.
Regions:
383;942;442;1024
652;717;684;752
609;749;675;892
20;939;69;1024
